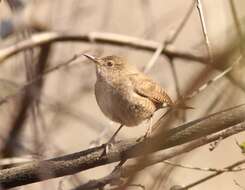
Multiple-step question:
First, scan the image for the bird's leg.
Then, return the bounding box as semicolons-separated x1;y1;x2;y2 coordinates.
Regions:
144;117;153;138
103;124;124;154
136;117;153;143
108;124;124;143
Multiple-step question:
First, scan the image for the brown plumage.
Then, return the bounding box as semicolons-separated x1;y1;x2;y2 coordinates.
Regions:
83;54;174;127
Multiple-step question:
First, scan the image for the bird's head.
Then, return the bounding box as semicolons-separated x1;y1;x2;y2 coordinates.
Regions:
83;54;135;79
83;54;127;70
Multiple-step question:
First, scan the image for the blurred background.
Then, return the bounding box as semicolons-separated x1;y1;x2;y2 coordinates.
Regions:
0;0;245;189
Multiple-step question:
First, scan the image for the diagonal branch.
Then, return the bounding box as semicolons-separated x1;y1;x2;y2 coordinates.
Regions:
0;104;245;188
72;120;245;190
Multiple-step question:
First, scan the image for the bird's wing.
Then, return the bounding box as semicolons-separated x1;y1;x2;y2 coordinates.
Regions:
128;73;173;106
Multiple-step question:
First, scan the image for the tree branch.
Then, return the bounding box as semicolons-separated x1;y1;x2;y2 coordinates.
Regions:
0;32;207;64
72;120;245;190
0;104;245;188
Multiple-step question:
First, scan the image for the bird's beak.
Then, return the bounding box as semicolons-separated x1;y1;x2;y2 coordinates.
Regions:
82;53;101;65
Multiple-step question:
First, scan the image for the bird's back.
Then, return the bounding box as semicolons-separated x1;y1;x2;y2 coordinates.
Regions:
128;72;173;108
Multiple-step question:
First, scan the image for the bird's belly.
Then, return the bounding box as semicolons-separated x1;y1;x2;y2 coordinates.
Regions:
95;81;156;126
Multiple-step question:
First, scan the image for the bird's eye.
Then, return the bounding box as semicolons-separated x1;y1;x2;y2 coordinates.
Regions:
107;61;113;67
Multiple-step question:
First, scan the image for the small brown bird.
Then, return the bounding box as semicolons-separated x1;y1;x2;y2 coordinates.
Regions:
83;54;177;142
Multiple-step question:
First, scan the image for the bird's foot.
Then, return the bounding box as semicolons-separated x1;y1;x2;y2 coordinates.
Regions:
101;138;116;155
101;124;124;156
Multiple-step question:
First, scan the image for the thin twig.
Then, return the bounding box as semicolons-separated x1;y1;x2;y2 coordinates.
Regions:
196;0;214;63
229;0;244;52
186;54;242;99
0;51;85;106
234;179;245;190
179;159;245;190
169;58;186;122
143;1;195;73
165;1;195;45
163;160;245;173
143;43;163;73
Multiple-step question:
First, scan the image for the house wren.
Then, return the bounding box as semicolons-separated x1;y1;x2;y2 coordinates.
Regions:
83;54;175;141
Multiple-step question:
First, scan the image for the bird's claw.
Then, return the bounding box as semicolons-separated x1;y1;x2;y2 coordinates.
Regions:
102;139;115;155
105;142;114;154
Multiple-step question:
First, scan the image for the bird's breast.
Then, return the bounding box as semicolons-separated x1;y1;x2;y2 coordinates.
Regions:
95;78;157;126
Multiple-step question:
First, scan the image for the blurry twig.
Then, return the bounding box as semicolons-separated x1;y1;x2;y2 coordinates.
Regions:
229;0;244;52
0;42;51;157
203;82;231;115
141;0;156;39
0;51;86;106
163;160;245;172
165;1;195;45
196;0;213;63
143;1;195;73
0;32;206;64
234;179;245;190
151;163;175;190
5;0;24;11
143;43;163;73
169;57;186;122
27;43;51;156
186;54;242;99
178;159;245;190
0;156;33;166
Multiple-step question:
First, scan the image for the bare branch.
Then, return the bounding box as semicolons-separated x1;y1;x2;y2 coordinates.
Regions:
0;32;207;64
73;120;245;190
143;1;195;73
196;0;214;63
186;54;242;99
143;43;163;73
165;1;195;45
0;104;245;188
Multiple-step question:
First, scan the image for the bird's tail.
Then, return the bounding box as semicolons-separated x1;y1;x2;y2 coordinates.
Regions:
175;102;194;110
168;100;194;110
